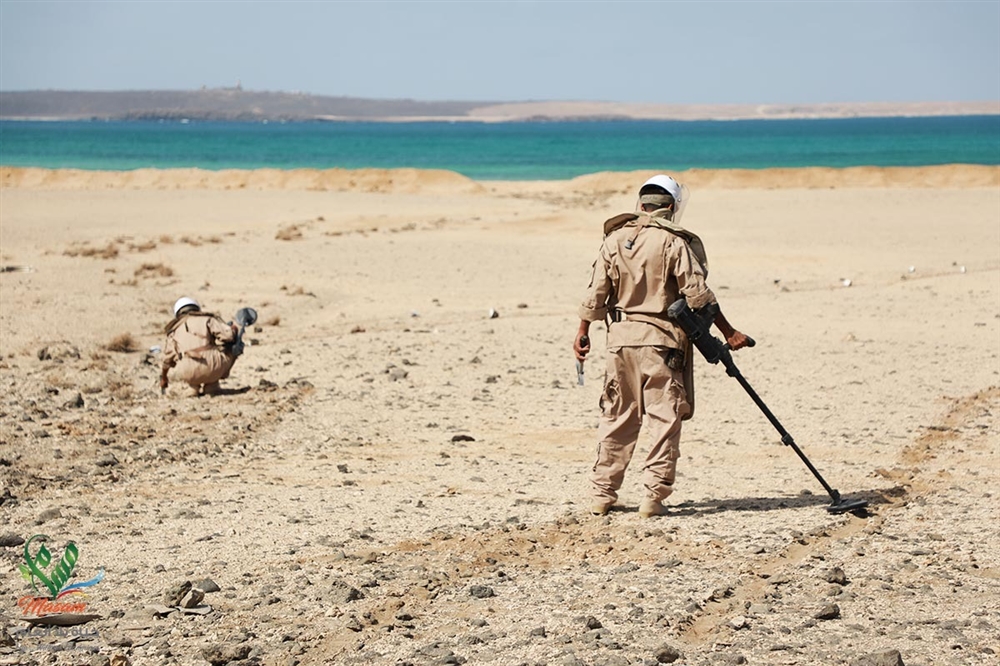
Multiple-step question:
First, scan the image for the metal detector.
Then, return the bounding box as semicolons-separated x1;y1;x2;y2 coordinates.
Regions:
229;307;258;358
667;299;868;515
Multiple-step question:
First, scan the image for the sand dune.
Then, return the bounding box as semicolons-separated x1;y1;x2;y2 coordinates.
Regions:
2;164;999;195
0;166;485;194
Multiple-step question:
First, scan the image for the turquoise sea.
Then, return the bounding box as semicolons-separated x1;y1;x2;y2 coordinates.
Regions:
1;116;998;181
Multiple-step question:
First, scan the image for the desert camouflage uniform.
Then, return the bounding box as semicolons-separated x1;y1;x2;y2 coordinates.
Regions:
162;312;236;395
579;209;717;505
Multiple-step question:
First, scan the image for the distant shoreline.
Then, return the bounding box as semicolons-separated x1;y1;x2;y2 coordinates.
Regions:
0;89;996;122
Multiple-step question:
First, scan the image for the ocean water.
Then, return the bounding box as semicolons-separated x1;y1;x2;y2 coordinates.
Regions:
1;116;998;180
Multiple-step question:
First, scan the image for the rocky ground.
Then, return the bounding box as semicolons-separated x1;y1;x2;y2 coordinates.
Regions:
1;172;998;666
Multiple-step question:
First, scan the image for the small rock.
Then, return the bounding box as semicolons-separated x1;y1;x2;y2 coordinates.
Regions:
179;587;205;608
96;453;120;467
585;616;603;630
825;567;849;585
163;580;192;607
530;626;547;637
469;585;495;599
146;604;176;617
36;507;62;524
90;656;111;666
714;654;748;665
1;619;14;647
387;367;408;382
105;635;134;648
327;579;363;604
614;562;640;574
64;392;84;409
850;649;905;666
0;533;25;548
654;643;683;663
815;603;841;620
202;643;252;666
195;578;221;593
730;615;750;630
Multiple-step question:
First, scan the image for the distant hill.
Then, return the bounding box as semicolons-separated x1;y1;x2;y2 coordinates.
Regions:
0;89;487;121
0;88;996;122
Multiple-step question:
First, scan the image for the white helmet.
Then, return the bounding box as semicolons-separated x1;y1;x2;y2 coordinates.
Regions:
639;174;682;203
172;297;200;316
639;174;689;224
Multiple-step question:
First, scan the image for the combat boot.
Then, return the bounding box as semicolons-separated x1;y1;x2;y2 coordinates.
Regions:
590;500;615;516
638;499;667;518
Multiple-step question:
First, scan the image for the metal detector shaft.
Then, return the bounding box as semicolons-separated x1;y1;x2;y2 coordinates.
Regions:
667;298;864;512
721;359;842;504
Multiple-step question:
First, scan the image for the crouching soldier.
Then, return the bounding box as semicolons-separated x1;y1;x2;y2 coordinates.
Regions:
160;297;239;397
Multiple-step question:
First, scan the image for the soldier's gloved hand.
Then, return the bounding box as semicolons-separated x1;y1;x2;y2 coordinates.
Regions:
573;333;591;362
727;330;750;351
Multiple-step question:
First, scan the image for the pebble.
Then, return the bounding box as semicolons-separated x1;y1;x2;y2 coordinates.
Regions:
163;580;192;607
326;579;363;603
96;453;120;467
849;649;904;666
653;643;683;664
825;566;849;585
36;507;62;524
468;585;495;598
179;587;205;608
0;533;25;547
814;603;841;620
195;578;221;593
202;644;252;666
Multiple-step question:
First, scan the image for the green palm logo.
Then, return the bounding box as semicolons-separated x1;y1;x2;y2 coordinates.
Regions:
18;534;82;599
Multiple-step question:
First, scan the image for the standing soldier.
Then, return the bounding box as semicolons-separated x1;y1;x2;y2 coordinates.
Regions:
160;297;240;397
574;175;750;517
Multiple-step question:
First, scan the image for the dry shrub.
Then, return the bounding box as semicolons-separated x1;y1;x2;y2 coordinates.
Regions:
108;380;133;401
86;351;110;371
205;235;222;244
134;263;174;278
264;315;281;327
129;240;158;253
281;285;314;297
45;373;77;389
65;243;120;259
105;333;139;353
179;236;202;247
276;225;303;241
159;235;175;244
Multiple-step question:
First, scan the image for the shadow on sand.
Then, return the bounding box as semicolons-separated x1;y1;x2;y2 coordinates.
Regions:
607;486;905;518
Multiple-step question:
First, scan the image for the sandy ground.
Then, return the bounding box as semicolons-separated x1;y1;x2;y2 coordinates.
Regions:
0;165;998;666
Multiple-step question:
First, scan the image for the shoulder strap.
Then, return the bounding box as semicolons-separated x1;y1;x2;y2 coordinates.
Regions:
603;213;639;237
603;212;709;273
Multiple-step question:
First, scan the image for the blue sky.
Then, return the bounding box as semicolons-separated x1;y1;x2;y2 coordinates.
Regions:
1;1;997;104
